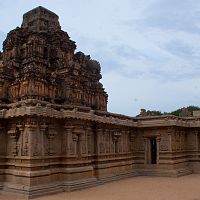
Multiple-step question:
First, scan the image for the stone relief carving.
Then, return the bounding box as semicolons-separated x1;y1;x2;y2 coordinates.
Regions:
7;125;20;156
160;135;169;151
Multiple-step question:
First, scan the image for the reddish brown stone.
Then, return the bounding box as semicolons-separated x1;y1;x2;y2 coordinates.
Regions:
2;6;107;110
0;6;199;199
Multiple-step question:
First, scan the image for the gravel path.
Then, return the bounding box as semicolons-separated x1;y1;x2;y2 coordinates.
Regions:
1;174;200;200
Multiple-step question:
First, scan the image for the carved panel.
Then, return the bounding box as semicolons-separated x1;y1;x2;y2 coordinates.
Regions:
160;135;169;151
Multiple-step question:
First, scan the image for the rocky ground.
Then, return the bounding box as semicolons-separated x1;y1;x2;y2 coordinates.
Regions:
1;174;200;200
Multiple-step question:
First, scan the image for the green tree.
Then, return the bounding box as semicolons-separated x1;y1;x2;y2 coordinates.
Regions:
169;106;200;116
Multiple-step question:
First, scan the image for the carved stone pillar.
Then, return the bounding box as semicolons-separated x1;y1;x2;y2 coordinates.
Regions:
0;79;4;99
168;133;172;152
8;127;20;156
105;129;110;153
156;137;161;164
113;136;118;153
25;124;37;157
16;124;25;156
40;124;48;156
63;125;73;156
0;125;5;156
46;125;57;155
144;137;148;164
80;129;87;156
194;129;199;151
130;131;136;152
96;128;103;155
112;131;121;153
86;127;92;155
72;127;85;157
79;133;84;156
72;133;78;156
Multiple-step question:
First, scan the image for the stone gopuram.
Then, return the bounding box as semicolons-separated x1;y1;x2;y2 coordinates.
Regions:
0;6;200;198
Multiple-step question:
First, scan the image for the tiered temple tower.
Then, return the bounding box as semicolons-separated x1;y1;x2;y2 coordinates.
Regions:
1;6;107;110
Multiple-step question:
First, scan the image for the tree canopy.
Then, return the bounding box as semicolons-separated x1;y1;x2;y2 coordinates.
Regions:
168;106;200;116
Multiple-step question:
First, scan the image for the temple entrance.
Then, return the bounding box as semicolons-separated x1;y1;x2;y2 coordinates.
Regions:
150;138;157;164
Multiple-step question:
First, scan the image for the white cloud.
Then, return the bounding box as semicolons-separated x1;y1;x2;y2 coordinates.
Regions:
102;71;200;115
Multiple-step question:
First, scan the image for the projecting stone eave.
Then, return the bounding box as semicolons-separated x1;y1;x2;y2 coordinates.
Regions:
1;100;200;128
136;114;200;128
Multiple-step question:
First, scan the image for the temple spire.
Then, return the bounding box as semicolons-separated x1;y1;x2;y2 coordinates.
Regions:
22;6;61;32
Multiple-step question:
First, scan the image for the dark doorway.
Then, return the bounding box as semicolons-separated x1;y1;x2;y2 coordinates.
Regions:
150;138;157;164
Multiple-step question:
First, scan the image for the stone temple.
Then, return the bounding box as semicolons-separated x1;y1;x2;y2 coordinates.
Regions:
0;6;200;198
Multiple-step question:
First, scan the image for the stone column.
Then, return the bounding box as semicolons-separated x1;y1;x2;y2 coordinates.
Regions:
79;133;84;156
81;130;88;156
86;127;92;155
194;129;199;160
195;129;199;151
109;130;113;153
8;127;19;156
63;125;73;156
40;124;48;156
0;79;4;100
105;129;110;153
156;137;161;164
113;131;121;154
72;127;85;157
72;133;78;156
113;136;118;153
168;133;172;152
130;131;135;152
96;128;103;155
46;125;57;156
25;124;37;157
16;124;25;156
144;137;148;164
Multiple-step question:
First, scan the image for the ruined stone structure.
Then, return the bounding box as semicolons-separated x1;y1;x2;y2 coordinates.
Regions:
0;6;200;198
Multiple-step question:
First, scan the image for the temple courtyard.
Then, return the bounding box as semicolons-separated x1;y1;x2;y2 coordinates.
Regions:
0;174;200;200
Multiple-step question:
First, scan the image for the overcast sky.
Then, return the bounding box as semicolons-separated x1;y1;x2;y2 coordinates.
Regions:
1;0;200;116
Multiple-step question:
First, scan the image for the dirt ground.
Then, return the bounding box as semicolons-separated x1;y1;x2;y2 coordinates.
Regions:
1;174;200;200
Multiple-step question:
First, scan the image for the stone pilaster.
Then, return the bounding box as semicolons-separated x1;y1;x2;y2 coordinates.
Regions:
144;137;148;164
40;124;48;156
130;131;136;152
25;124;38;157
167;129;173;152
16;124;25;156
86;127;93;155
7;127;20;156
63;125;73;156
194;129;199;151
156;137;161;164
46;125;57;156
72;133;78;156
96;128;103;155
81;129;88;156
112;131;121;153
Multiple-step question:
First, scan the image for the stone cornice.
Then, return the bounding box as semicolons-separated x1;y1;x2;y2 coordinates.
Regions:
1;100;200;128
